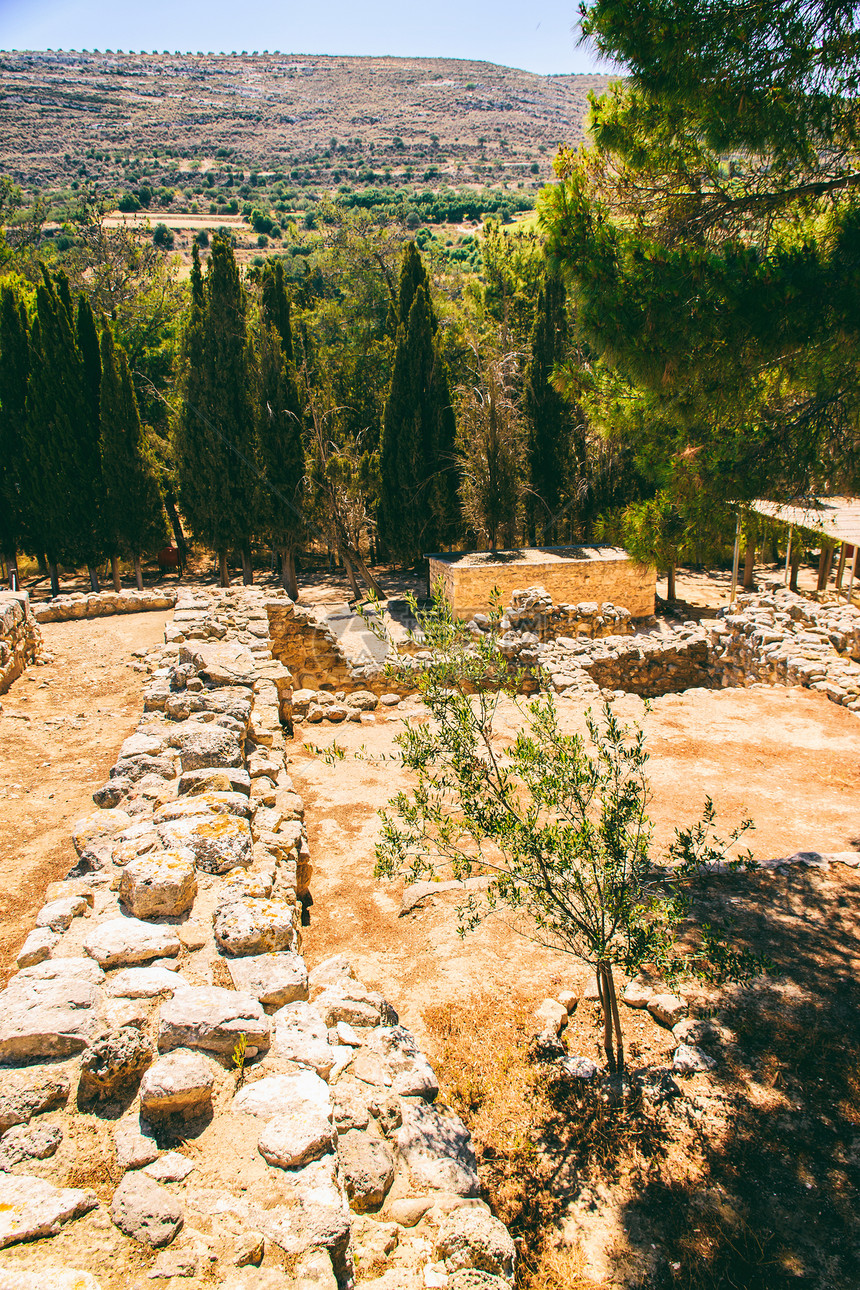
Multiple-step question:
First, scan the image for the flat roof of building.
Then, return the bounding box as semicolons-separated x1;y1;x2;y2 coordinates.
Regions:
425;545;631;568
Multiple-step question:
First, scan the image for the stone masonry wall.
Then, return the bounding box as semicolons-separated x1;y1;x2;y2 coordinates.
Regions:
0;586;516;1290
264;596;414;698
0;591;44;694
33;589;177;624
429;547;655;620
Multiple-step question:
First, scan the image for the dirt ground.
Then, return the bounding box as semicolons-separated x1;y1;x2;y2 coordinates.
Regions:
0;611;170;985
292;685;859;1039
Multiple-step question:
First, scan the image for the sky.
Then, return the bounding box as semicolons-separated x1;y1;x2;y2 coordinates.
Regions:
0;0;615;77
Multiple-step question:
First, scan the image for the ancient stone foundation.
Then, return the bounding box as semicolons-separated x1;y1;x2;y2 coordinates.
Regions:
32;588;177;624
0;586;516;1290
0;592;44;694
428;546;656;621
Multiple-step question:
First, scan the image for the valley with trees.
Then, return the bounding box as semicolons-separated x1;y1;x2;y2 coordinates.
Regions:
1;10;860;1290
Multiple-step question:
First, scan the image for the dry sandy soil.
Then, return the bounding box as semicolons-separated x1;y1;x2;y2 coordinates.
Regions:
0;610;170;986
291;685;859;1039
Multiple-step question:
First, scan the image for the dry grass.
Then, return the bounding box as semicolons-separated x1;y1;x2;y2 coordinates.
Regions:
423;891;860;1290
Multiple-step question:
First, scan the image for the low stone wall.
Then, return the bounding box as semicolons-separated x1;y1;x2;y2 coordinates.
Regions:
497;585;636;641
0;586;516;1290
265;595;414;697
709;586;860;713
429;546;656;620
33;588;177;624
0;591;44;694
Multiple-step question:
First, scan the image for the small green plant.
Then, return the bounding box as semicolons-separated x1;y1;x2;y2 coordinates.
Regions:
370;588;768;1074
231;1032;248;1086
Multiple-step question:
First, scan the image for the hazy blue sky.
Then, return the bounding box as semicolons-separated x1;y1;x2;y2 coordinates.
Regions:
0;0;615;77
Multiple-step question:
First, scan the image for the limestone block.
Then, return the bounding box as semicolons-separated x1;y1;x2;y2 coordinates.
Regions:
178;767;252;797
233;1069;332;1121
84;917;180;969
0;1123;62;1170
157;986;270;1055
172;724;243;773
154;792;251;822
16;928;60;968
647;993;688;1028
213;897;296;956
110;1172;183;1248
139;1049;216;1120
0;1071;70;1134
270;1001;336;1079
258;1110;336;1170
0;1174;98;1248
395;1101;479;1196
227;952;308;1010
435;1207;516;1284
78;1025;155;1101
337;1129;396;1212
159;814;252;874
0;964;105;1061
107;966;190;999
119;851;197;919
362;1025;438;1099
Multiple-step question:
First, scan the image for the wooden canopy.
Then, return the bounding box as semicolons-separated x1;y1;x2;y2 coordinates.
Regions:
745;496;860;546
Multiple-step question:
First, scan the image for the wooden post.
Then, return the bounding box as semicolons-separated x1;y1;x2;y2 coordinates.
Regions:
835;544;847;591
784;525;793;584
730;511;741;605
849;547;858;605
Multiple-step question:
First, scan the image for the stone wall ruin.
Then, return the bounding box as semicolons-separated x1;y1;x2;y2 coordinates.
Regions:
0;586;517;1290
0;592;45;694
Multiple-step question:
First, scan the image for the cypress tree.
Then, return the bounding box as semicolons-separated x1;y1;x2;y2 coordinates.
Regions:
261;259;294;362
257;264;304;598
99;326;167;590
523;272;581;544
0;287;31;587
379;246;459;565
24;270;105;595
76;294;106;589
174;237;258;585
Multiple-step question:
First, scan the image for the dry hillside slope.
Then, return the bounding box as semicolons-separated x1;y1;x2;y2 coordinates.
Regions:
0;50;612;192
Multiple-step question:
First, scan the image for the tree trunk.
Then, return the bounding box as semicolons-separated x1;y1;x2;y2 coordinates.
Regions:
164;487;188;572
133;554;143;591
87;564;100;593
666;564;676;602
5;551;19;591
597;961;625;1075
218;550;229;587
241;546;253;586
344;542;382;599
280;548;299;600
110;555;122;593
817;545;835;590
48;561;59;597
743;537;756;590
37;552;48;577
341;549;362;601
790;544;802;592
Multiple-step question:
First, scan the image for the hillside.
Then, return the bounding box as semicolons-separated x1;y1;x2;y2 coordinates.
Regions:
0;49;612;202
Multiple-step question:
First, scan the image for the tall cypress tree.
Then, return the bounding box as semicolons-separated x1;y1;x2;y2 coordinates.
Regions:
261;259;294;362
0;287;31;586
523;272;582;543
76;295;106;588
174;237;258;585
24;270;105;595
379;246;459;565
100;326;166;590
257;263;304;598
